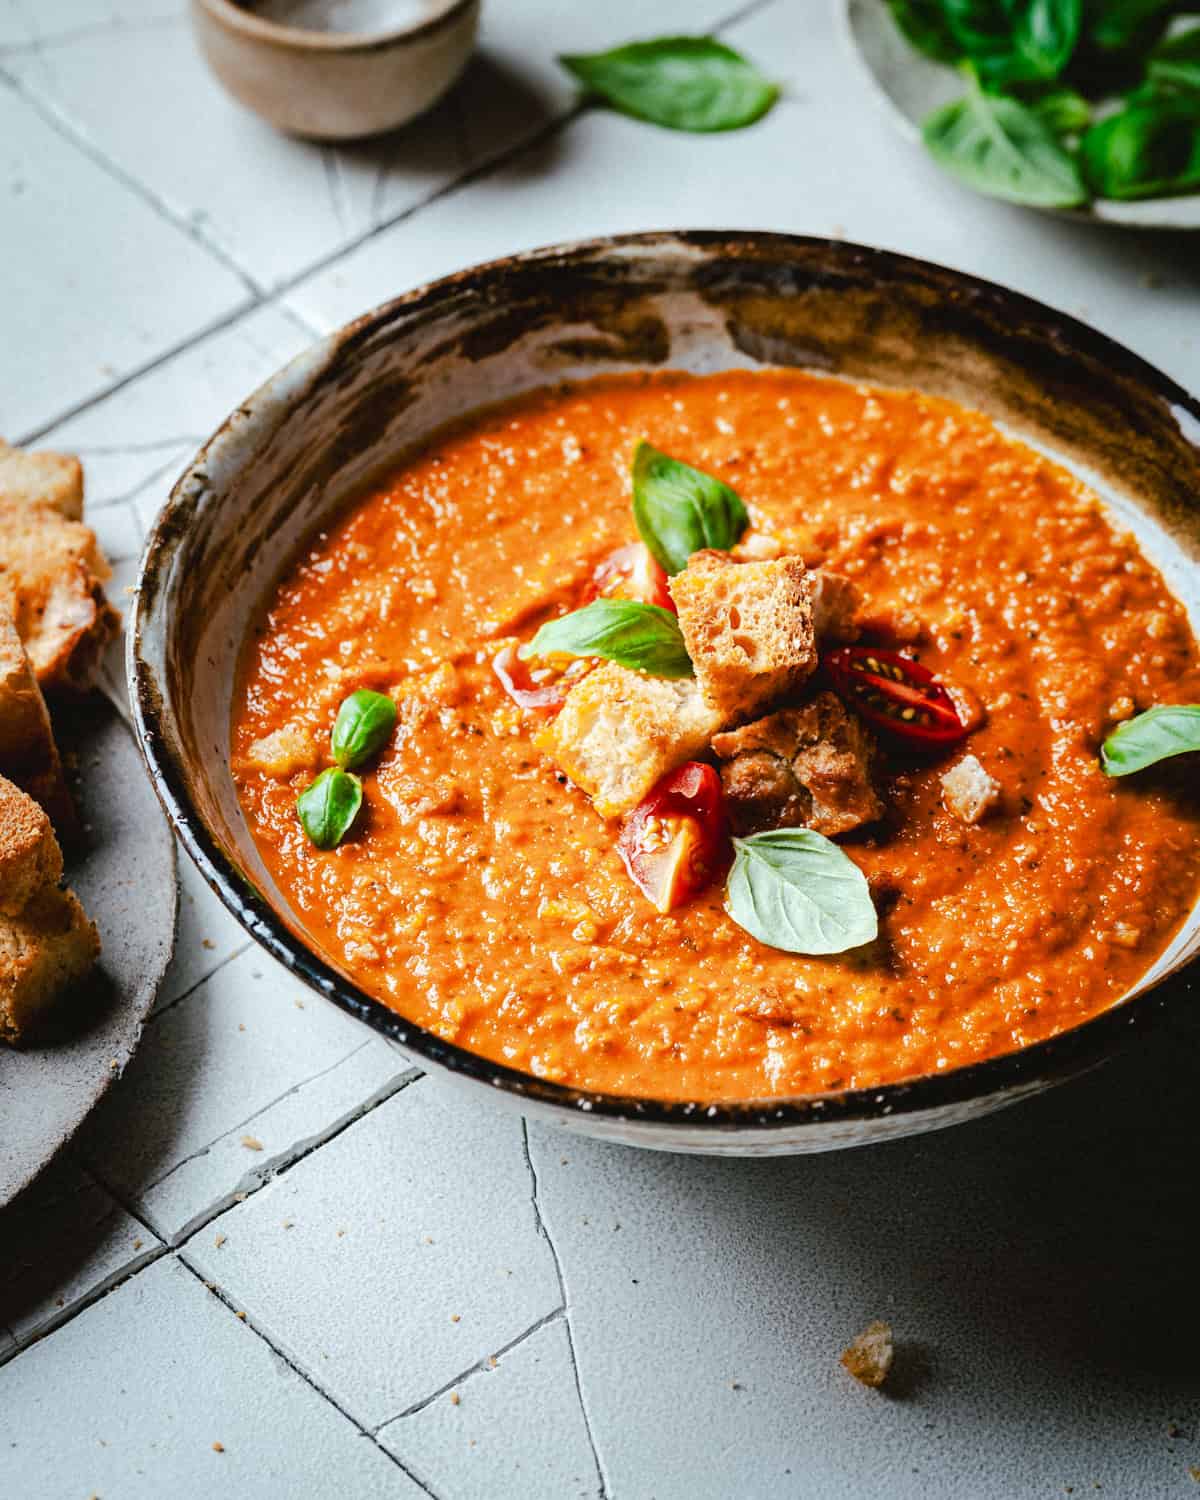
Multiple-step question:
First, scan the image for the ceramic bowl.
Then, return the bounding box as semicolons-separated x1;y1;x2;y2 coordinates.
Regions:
190;0;479;141
840;0;1200;231
129;231;1200;1155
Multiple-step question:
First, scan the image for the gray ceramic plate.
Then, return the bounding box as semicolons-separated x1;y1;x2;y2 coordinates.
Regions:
0;696;177;1206
841;0;1200;231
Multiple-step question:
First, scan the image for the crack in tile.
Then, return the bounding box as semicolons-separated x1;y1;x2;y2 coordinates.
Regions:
146;939;254;1024
376;1304;566;1429
521;1121;610;1500
0;12;179;59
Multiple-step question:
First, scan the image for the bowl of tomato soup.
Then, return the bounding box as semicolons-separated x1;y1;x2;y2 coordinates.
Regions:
130;232;1200;1155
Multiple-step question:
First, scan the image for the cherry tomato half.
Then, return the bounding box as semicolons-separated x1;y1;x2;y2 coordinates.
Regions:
617;762;728;913
823;646;967;749
492;643;591;715
583;543;676;614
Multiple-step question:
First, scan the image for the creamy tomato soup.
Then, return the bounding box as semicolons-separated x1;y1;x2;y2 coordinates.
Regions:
232;371;1200;1100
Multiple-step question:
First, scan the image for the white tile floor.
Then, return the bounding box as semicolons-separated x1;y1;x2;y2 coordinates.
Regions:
1;2;1199;1496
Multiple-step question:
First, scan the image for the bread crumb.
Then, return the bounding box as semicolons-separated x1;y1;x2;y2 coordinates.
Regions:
840;1319;894;1388
240;1135;263;1151
450;1313;461;1323
215;1234;226;1248
336;1228;346;1238
238;1023;246;1032
282;1219;294;1229
212;1441;225;1453
487;1356;497;1368
132;1238;143;1251
236;1311;247;1321
450;1391;461;1406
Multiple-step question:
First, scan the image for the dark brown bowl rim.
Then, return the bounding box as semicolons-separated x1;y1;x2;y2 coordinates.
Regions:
129;229;1200;1136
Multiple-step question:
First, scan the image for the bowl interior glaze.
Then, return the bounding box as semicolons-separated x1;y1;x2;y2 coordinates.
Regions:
130;232;1200;1155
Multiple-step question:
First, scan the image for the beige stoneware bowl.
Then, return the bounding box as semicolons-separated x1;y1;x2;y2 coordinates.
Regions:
191;0;480;140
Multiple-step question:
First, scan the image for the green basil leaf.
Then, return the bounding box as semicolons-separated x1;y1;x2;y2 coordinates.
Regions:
331;688;397;770
520;599;693;678
886;0;962;63
631;440;749;575
725;829;878;956
1083;0;1175;54
1012;0;1082;79
1149;24;1200;95
1079;99;1200;198
1030;85;1092;133
296;768;363;850
558;36;778;133
922;78;1089;205
1101;704;1200;776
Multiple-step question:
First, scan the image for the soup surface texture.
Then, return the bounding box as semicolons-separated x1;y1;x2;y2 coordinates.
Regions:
233;371;1200;1101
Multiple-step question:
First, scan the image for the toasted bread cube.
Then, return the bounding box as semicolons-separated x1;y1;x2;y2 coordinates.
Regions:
713;693;883;838
0;610;74;830
535;662;724;819
0;774;63;916
669;550;816;720
0;884;100;1043
239;725;322;779
0;438;83;519
840;1320;894;1388
810;569;861;645
940;754;1001;825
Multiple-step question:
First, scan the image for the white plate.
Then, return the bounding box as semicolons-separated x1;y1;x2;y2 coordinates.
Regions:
0;695;177;1206
840;0;1200;230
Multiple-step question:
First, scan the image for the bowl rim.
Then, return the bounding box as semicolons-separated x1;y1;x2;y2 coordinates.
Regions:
128;228;1200;1137
193;0;476;54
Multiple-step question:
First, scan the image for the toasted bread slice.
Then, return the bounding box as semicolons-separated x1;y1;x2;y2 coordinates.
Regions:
0;774;63;916
0;885;100;1044
0;609;74;830
0;438;83;520
535;661;725;819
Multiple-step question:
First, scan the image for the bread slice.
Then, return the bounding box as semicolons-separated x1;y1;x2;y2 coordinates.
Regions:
0;774;63;917
535;661;725;819
0;438;83;519
0;609;74;830
669;550;817;721
0;885;100;1044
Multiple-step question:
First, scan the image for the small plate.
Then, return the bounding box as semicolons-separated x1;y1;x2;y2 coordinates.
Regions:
841;0;1200;231
0;695;177;1207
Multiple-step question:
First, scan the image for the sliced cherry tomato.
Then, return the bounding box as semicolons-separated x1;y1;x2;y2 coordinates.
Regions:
823;646;967;750
617;762;728;913
492;643;591;714
583;543;675;614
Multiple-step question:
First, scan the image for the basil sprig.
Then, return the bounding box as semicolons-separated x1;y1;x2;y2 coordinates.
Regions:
521;599;693;678
559;36;778;133
1101;704;1200;776
1149;25;1200;94
296;767;362;850
724;829;878;955
1079;99;1200;198
332;689;397;770
631;440;749;575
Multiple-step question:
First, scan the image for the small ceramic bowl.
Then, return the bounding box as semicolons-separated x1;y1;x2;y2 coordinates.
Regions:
129;231;1200;1156
190;0;480;141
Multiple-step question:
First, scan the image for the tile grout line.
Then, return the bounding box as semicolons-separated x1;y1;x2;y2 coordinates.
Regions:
521;1120;610;1500
144;939;254;1026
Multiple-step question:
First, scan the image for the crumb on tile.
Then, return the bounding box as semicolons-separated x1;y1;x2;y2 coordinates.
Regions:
215;1234;226;1248
450;1391;460;1406
212;1441;225;1453
840;1319;894;1388
240;1136;263;1151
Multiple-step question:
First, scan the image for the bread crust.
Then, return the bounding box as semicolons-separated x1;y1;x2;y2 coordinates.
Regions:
0;438;83;520
0;610;74;831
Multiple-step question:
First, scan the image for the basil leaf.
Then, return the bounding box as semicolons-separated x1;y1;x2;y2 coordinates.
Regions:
1101;704;1200;776
1084;0;1175;54
939;0;1075;86
296;767;362;850
1149;25;1200;95
520;599;693;678
1030;85;1092;133
331;688;397;770
1012;0;1082;79
631;440;749;575
558;36;778;133
725;829;878;956
1079;99;1200;198
922;77;1089;205
886;0;961;62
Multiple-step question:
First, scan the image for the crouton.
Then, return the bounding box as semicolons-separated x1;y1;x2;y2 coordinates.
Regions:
0;885;100;1044
0;609;74;830
840;1320;894;1388
535;662;724;819
713;692;883;838
0;438;83;519
238;725;322;779
809;569;861;645
669;550;817;720
940;754;1001;825
0;496;119;695
0;774;62;917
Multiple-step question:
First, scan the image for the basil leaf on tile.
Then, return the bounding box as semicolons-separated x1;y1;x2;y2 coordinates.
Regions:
558;36;778;133
922;75;1089;205
1080;99;1200;197
631;440;749;575
725;829;878;955
331;689;397;770
520;599;693;678
1101;704;1200;776
297;767;363;850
